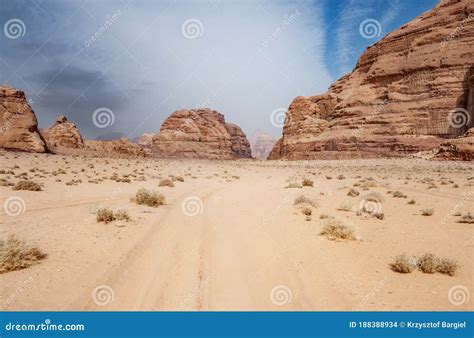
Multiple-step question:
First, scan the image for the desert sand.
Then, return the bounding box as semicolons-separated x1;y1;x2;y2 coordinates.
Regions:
0;150;472;311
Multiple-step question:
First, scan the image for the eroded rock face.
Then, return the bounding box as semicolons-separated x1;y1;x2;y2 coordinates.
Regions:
151;109;252;159
85;137;147;158
250;130;277;159
0;85;46;152
269;0;474;160
41;115;84;149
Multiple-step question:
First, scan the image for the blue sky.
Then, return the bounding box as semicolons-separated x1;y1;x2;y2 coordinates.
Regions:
0;0;438;139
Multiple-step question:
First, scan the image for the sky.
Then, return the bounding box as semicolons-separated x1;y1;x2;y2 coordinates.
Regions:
0;0;438;140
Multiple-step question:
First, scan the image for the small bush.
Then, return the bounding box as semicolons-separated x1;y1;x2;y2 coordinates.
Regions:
458;212;474;224
13;180;42;191
436;257;458;276
320;219;356;241
407;199;416;205
133;188;165;207
294;195;317;207
302;208;312;216
174;176;184;182
337;201;352;212
115;210;131;222
347;188;360;197
0;236;46;273
417;253;437;274
390;254;415;273
96;208;115;223
159;179;175;187
392;191;407;198
421;208;434;216
302;178;313;187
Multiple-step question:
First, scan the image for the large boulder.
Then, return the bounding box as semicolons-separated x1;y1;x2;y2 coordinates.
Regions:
151;108;252;159
41;115;84;149
0;85;46;152
269;0;474;160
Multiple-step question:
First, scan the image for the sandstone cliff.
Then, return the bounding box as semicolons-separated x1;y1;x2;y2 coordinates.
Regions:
151;109;252;159
269;0;473;160
0;85;46;152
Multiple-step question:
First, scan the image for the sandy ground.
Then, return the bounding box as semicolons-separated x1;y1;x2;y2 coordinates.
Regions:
0;150;472;311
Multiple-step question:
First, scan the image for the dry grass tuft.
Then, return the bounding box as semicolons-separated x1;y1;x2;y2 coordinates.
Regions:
421;208;434;216
347;188;360;197
159;178;175;187
458;212;474;224
13;180;42;191
294;195;317;207
302;178;313;187
96;208;115;223
435;257;458;276
285;182;302;189
133;188;165;207
417;253;437;274
320;219;356;241
0;236;46;273
390;254;415;273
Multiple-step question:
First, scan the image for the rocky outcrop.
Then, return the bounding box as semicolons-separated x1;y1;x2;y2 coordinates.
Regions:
85;137;147;158
151;108;252;159
0;85;46;152
135;133;154;148
269;0;474;160
41;115;84;149
250;130;277;159
435;128;474;160
225;123;252;158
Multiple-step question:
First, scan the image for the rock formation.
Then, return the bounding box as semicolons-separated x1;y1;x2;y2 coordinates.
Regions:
269;0;474;160
41;115;84;150
135;133;154;148
151;108;252;159
250;130;277;159
85;137;147;158
0;85;46;152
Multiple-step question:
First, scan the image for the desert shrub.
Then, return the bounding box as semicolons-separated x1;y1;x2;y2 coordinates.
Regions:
285;182;302;189
13;180;42;191
174;176;185;182
319;214;333;219
115;210;131;222
96;208;115;223
302;178;313;187
436;257;458;276
159;179;175;187
407;199;416;205
133;188;165;207
347;188;360;197
417;253;437;274
337;174;345;180
320;219;355;241
0;236;46;273
390;254;415;273
458;212;474;224
294;195;317;207
302;208;312;216
337;201;352;212
421;208;434;216
392;191;407;198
